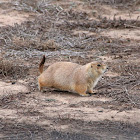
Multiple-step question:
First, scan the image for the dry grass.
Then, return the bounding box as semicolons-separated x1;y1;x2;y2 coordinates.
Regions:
0;58;29;78
0;0;140;139
12;36;60;51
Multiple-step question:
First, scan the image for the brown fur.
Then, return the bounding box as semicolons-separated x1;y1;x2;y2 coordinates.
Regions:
39;55;45;74
38;55;107;96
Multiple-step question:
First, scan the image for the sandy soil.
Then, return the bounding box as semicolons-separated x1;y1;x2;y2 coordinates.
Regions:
0;0;34;26
0;11;29;27
0;0;140;139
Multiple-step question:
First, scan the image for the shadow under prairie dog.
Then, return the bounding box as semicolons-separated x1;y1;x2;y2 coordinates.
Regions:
38;55;107;97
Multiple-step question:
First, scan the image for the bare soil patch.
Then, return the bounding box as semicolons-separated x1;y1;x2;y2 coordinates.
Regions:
0;0;140;139
0;0;34;27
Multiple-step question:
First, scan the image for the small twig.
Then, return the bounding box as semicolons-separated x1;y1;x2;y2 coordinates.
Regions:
124;87;136;106
129;82;140;91
124;24;140;29
0;38;7;45
135;16;139;22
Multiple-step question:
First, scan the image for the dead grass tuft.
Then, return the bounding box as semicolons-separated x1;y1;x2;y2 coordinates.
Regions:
41;39;60;51
0;58;29;78
12;36;60;51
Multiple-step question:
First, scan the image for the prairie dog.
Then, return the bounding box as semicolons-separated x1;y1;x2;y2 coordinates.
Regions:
38;55;107;96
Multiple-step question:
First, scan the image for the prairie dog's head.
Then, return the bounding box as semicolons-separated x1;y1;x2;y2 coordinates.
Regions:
89;62;107;76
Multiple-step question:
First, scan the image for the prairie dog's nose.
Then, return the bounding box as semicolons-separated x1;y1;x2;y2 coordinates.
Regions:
106;66;109;70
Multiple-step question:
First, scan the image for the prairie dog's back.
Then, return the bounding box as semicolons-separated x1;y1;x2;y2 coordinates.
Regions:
52;62;79;84
39;62;80;90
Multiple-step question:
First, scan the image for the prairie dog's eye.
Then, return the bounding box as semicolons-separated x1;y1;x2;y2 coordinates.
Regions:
97;64;101;67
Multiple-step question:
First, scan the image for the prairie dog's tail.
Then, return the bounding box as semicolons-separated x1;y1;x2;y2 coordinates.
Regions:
39;55;46;74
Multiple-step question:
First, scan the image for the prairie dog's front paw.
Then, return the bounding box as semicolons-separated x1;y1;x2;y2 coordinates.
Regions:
88;89;98;94
79;93;91;97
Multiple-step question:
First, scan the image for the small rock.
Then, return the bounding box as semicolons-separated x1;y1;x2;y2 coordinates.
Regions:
45;99;56;102
98;110;103;112
111;136;116;139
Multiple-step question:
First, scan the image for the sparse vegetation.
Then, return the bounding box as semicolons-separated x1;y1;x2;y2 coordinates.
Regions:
0;0;140;139
0;58;29;78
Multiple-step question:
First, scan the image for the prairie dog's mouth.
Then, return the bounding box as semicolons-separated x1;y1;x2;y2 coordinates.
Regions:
100;65;108;73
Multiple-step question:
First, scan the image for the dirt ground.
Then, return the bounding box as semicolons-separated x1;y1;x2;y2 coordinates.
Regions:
0;0;140;139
